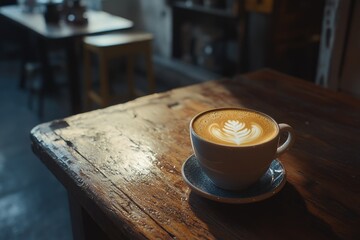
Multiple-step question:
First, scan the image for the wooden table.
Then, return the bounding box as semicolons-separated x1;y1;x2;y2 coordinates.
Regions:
0;5;133;115
31;70;360;239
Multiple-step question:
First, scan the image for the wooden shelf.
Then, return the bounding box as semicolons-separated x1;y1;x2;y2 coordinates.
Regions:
173;2;238;18
171;0;243;76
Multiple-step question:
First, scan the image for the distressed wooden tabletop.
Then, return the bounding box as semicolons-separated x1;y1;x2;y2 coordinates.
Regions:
31;69;360;239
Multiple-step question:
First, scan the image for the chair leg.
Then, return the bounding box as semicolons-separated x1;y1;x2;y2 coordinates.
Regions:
83;48;92;111
99;53;110;107
19;34;30;89
145;43;155;93
126;55;135;98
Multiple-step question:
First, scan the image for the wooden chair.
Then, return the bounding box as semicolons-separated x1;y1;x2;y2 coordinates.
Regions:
83;32;154;109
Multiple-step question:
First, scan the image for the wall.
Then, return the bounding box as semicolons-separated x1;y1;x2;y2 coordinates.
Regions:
102;0;172;58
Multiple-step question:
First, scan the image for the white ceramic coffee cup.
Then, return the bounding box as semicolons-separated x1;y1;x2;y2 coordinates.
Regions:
190;107;295;191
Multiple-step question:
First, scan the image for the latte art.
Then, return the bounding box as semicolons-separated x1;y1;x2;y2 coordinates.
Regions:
192;108;278;146
209;120;262;145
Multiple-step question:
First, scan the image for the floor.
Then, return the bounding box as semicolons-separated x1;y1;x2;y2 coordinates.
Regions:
0;54;73;239
0;43;199;239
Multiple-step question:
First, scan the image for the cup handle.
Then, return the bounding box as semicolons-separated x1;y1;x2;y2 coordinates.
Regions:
276;123;295;157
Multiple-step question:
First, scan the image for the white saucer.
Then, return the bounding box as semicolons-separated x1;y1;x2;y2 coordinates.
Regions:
181;155;286;204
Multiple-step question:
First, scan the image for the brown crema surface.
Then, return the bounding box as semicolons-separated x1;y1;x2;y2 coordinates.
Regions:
192;109;278;146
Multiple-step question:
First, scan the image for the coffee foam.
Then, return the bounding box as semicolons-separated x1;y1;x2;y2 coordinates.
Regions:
192;109;277;146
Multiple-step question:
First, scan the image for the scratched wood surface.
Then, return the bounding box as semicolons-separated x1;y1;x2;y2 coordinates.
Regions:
31;69;360;239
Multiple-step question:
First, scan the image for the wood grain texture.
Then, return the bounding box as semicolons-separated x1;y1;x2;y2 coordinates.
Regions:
31;69;360;239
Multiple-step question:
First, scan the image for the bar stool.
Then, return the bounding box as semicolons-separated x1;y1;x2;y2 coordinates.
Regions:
83;32;154;109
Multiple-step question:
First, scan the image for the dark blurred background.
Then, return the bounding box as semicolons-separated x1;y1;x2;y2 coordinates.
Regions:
0;0;359;239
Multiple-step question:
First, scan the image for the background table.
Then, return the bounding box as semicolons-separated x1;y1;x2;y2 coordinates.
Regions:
31;69;360;239
0;5;133;115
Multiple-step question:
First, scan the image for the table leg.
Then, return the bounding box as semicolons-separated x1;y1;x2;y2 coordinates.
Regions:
65;38;82;114
38;37;54;119
68;193;110;240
